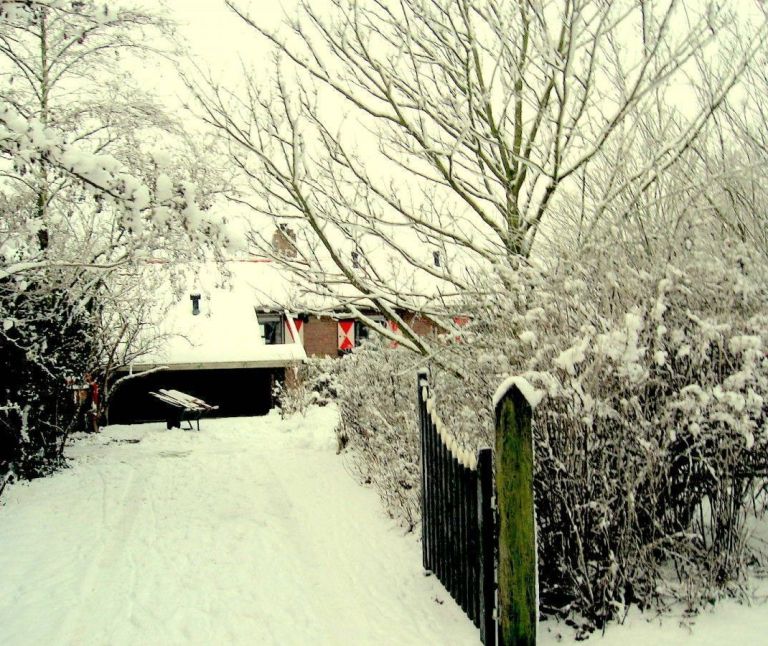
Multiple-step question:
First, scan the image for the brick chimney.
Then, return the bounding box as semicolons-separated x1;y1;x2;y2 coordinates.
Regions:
272;224;297;258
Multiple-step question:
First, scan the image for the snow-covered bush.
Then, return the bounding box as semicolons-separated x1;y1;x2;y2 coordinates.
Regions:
319;344;424;530
0;276;94;481
273;358;338;418
332;239;768;628
438;241;768;627
336;347;423;531
273;349;423;529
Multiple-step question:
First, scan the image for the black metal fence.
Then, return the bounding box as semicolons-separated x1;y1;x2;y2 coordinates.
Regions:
418;369;497;646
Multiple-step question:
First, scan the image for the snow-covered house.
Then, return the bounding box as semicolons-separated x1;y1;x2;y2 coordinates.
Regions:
109;260;306;423
108;256;441;424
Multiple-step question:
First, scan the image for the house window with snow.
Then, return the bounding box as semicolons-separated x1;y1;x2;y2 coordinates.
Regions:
190;293;201;316
258;313;284;345
356;315;387;344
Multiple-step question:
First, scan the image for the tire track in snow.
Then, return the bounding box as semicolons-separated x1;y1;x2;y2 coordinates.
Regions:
60;457;145;643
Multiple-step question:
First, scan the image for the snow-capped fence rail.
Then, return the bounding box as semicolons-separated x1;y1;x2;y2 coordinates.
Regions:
417;369;497;646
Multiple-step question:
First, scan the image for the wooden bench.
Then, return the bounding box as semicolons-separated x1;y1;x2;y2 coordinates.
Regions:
149;389;219;431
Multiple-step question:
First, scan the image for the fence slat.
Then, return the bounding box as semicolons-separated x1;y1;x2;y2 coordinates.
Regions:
462;461;470;613
478;448;496;646
457;461;465;612
437;418;447;585
418;370;430;571
421;394;436;571
447;448;454;598
467;470;480;628
426;412;438;572
465;467;475;625
443;435;452;594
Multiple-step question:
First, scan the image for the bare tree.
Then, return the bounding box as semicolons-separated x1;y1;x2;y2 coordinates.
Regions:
0;0;227;480
189;0;766;357
0;0;230;361
691;46;768;259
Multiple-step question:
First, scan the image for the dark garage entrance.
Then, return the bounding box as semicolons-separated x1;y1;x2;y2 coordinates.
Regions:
108;367;284;424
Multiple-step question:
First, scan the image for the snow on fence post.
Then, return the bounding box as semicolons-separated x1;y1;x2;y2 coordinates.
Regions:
494;380;537;646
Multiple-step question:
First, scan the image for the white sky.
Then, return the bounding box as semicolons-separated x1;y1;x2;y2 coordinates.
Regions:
144;0;767;261
148;0;766;135
167;1;292;76
131;1;290;107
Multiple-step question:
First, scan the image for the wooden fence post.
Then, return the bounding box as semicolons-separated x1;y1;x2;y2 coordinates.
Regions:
495;383;537;646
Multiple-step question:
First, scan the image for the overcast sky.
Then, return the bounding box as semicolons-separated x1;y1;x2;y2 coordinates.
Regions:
150;0;767;254
129;1;284;107
170;1;286;72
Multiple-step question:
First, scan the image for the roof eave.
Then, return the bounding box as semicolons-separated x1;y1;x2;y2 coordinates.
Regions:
121;358;305;372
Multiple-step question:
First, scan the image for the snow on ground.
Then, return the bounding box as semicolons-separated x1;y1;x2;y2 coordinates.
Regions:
1;406;768;645
0;406;479;645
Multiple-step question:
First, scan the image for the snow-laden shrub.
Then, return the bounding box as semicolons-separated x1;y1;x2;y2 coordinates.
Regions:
336;347;423;530
331;239;768;628
273;358;338;418
0;280;94;483
433;241;768;628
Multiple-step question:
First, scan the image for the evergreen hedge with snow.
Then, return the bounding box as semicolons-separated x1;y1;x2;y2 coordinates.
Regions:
0;279;93;487
297;240;768;630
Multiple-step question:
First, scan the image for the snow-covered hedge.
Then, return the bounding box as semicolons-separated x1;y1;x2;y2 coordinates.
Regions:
325;240;768;628
0;279;93;483
487;246;765;627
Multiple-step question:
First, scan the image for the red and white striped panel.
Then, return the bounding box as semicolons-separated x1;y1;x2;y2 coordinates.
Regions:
338;320;355;351
452;315;469;343
284;317;304;343
387;320;400;348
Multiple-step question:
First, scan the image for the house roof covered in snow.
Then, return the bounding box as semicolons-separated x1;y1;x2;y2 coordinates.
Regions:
129;259;307;371
127;250;467;372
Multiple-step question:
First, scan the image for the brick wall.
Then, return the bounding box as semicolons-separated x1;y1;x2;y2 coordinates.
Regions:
304;316;339;357
301;312;438;358
401;312;438;337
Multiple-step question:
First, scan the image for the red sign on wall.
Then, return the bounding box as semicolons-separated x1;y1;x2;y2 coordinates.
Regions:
338;320;355;351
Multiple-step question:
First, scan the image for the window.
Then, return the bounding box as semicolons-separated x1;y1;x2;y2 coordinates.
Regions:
258;313;284;345
355;315;387;344
190;293;201;316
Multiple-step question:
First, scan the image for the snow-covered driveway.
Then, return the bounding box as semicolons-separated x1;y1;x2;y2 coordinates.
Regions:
0;407;480;645
4;406;768;646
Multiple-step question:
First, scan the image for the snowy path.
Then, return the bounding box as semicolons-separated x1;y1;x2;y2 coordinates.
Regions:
2;407;768;645
0;408;480;645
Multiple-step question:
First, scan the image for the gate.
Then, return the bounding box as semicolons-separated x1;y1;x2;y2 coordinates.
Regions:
418;369;497;646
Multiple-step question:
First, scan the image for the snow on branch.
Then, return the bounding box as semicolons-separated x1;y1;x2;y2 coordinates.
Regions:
0;105;215;235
